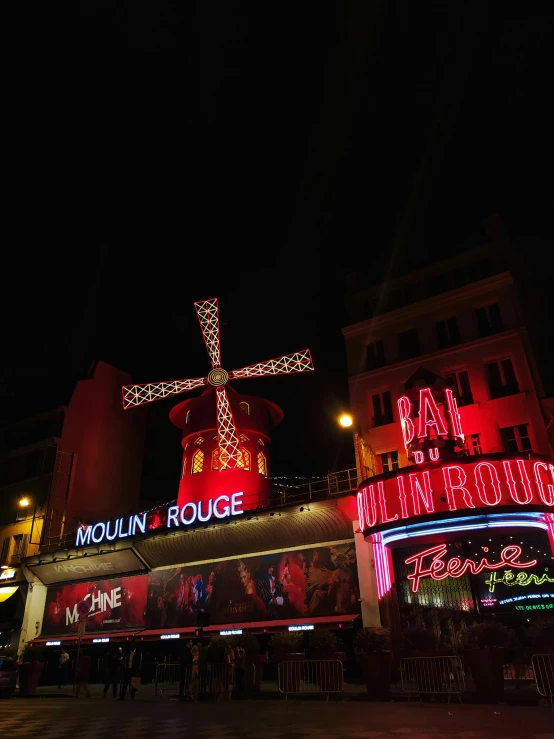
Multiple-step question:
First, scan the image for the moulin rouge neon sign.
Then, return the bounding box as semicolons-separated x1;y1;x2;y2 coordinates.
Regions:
404;543;537;593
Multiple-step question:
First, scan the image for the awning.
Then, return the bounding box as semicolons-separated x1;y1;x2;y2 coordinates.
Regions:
30;631;143;646
0;586;19;603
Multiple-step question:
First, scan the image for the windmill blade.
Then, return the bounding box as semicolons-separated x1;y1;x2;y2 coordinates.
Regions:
215;386;245;469
194;298;222;368
229;349;314;380
122;377;207;410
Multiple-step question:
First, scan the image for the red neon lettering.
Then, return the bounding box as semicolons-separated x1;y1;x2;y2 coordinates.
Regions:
405;543;537;593
534;462;554;505
409;471;435;516
444;388;464;440
397;396;415;448
358;485;378;528
418;388;448;439
397;476;409;519
503;459;534;505
442;465;475;511
474;461;502;506
413;450;425;464
378;480;398;524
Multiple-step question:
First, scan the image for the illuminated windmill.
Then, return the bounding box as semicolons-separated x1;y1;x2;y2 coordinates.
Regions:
122;298;314;510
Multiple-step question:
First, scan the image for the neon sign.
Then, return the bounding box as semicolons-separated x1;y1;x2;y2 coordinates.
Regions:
0;568;16;581
76;492;244;546
397;387;464;450
500;593;554;605
358;458;554;531
485;568;554;593
220;629;242;636
160;633;180;640
404;543;537;593
288;624;314;631
46;641;61;646
92;637;110;643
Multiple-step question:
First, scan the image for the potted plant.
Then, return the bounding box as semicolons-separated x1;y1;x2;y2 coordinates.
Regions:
461;621;516;703
308;630;342;692
18;644;45;697
354;627;392;701
269;632;304;693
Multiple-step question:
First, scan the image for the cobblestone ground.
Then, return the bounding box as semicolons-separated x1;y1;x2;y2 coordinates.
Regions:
0;695;552;739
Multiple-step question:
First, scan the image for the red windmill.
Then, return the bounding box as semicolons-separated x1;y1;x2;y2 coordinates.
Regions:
122;298;314;511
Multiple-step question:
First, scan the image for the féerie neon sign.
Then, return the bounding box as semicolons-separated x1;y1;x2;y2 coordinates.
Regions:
485;568;554;593
404;543;537;593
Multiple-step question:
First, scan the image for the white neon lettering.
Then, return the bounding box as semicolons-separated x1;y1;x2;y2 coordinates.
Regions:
167;506;180;528
231;492;244;516
214;495;230;518
105;519;120;541
197;499;213;522
181;503;197;525
76;526;91;547
91;522;106;543
133;513;147;535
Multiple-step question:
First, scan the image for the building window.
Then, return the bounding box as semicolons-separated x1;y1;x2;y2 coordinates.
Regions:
397;329;420;360
436;317;461;349
0;538;11;566
445;370;473;406
372;391;393;427
212;448;220;471
239;434;250;443
10;533;28;563
181;454;187;478
486;358;519;399
241;449;251;471
463;434;482;456
379;450;399;473
476;303;504;337
194;437;204;445
257;451;267;476
257;438;265;447
191;449;204;474
365;340;385;371
501;424;532;454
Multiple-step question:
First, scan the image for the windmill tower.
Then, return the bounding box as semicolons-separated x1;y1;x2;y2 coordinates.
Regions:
122;298;314;511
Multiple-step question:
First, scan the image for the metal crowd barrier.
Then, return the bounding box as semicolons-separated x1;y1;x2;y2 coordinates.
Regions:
277;660;344;702
531;653;554;711
400;656;465;704
154;663;182;697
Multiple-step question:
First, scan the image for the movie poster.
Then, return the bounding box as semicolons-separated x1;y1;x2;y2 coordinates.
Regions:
42;575;148;634
145;542;359;628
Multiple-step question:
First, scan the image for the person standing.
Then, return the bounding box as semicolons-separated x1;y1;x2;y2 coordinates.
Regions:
233;645;246;699
103;649;122;699
178;639;194;700
58;648;70;688
118;642;142;701
74;649;92;699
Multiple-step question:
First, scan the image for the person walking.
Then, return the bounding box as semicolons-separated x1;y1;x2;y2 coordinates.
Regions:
58;647;70;688
118;642;142;701
103;648;122;699
233;645;246;699
74;649;92;699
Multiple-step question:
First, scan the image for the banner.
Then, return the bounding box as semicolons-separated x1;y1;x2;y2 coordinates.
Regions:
42;575;147;634
145;542;359;628
28;549;146;585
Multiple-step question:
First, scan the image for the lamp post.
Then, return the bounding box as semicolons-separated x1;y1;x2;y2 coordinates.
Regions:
337;413;365;485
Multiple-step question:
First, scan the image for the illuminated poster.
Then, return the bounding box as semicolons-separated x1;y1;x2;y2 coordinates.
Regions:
145;543;359;628
42;575;148;634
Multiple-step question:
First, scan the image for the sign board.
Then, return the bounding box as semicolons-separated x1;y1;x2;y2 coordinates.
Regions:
27;549;146;585
45;640;61;646
220;629;242;636
0;568;17;581
288;624;314;631
77;600;90;616
160;633;180;640
93;637;110;643
78;620;86;637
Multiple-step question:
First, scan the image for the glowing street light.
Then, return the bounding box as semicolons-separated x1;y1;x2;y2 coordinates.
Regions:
18;497;30;508
338;414;353;428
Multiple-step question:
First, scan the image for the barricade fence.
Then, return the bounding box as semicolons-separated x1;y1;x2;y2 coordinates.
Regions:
400;656;465;704
531;653;554;711
277;660;343;701
155;662;252;701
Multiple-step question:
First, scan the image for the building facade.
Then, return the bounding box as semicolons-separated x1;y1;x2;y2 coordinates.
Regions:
343;227;554;643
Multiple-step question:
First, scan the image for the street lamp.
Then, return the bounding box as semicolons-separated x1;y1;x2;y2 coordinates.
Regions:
19;497;30;508
338;413;354;428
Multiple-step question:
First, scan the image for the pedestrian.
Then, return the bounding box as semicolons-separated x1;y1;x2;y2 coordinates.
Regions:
178;639;194;700
75;649;92;699
118;641;142;701
103;648;122;699
58;647;70;688
233;645;246;698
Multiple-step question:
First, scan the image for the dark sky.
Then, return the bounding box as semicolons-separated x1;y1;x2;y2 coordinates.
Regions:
2;2;553;497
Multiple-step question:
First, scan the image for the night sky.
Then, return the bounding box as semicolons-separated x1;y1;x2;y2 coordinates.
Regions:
2;3;553;500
